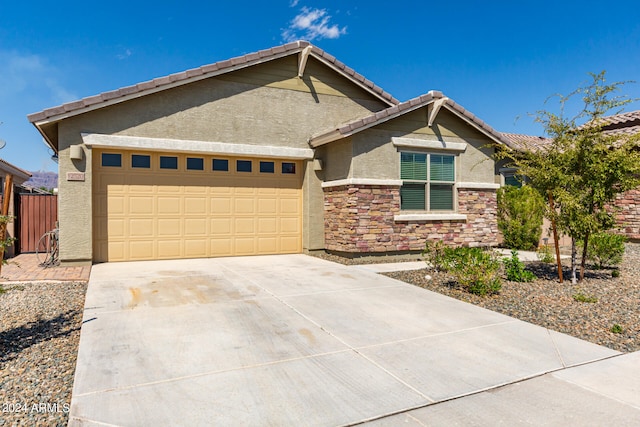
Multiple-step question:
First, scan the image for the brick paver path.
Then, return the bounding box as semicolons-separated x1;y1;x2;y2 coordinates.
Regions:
0;254;91;282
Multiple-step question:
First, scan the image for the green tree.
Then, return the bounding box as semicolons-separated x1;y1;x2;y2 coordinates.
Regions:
498;72;640;283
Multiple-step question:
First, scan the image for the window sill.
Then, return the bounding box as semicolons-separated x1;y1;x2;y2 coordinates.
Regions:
394;213;467;222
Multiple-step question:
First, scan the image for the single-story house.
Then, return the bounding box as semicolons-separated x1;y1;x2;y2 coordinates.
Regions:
501;109;640;243
28;41;515;265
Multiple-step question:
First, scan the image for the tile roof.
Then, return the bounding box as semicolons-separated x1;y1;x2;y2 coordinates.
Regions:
500;133;552;151
501;110;640;152
28;41;398;124
599;110;640;127
309;91;515;148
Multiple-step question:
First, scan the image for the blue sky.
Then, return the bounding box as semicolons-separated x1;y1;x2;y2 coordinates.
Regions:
2;0;639;173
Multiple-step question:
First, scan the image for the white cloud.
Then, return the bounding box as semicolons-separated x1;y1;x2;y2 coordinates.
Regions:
117;48;133;60
0;50;77;104
289;0;299;7
282;7;347;42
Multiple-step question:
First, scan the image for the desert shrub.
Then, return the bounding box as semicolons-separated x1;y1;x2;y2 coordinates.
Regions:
423;240;456;272
572;293;598;303
582;232;627;269
497;186;544;251
536;244;555;263
503;250;536;282
447;247;502;295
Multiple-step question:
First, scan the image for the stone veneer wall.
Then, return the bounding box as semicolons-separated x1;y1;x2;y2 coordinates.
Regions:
323;184;499;253
615;189;640;240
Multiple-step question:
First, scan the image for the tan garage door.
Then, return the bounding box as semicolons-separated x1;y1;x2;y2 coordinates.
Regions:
93;150;302;262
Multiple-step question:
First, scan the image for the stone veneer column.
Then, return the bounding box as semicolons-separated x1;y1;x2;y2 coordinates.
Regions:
323;185;499;254
615;189;640;240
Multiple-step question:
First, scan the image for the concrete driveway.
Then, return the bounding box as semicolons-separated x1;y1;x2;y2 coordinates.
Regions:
69;255;639;426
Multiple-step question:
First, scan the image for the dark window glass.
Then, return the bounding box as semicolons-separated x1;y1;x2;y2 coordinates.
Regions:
160;156;178;169
282;162;296;174
186;157;204;170
212;159;229;171
131;154;150;168
102;153;122;167
260;161;275;173
237;160;252;172
400;183;426;210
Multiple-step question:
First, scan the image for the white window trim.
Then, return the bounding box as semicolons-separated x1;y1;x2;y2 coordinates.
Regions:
394;213;467;221
392;137;467;152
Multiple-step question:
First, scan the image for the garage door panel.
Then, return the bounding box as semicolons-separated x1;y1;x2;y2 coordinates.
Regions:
210;218;231;234
129;218;154;237
157;218;181;237
235;218;255;234
157;240;183;259
280;199;300;215
158;197;182;215
257;237;277;253
258;218;277;233
94;151;302;262
280;217;300;233
129;240;154;260
185;240;207;257
280;236;300;252
185;197;207;214
211;198;232;214
129;197;154;215
234;237;256;255
108;196;126;215
235;198;255;214
185;218;207;236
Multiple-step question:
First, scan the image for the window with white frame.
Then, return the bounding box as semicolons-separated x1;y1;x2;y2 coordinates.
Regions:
400;152;456;211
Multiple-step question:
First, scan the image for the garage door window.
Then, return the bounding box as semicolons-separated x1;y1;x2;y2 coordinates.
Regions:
131;154;151;168
282;162;296;174
186;157;204;171
160;156;178;170
102;153;122;167
260;161;275;173
237;160;252;172
212;159;228;171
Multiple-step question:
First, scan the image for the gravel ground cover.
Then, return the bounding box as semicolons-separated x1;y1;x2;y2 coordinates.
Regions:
0;281;87;427
314;244;640;353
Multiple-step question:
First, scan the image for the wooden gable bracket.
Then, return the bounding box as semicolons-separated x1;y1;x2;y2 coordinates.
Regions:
427;97;449;127
298;45;313;78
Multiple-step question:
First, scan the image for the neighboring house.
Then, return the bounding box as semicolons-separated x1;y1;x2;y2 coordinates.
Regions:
501;110;640;243
0;159;32;257
28;41;514;265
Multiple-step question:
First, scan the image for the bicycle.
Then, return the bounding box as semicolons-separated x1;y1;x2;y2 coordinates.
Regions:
36;228;59;267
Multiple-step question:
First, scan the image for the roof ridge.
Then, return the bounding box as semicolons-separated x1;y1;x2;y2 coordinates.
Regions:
310;91;514;148
28;40;398;124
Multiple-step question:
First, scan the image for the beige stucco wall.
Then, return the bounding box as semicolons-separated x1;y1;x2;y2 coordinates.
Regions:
346;107;497;183
55;56;388;263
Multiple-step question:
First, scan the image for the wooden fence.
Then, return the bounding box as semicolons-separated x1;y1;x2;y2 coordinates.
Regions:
17;194;58;253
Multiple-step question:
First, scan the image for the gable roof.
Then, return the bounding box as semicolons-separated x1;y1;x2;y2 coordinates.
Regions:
28;41;399;152
308;90;515;148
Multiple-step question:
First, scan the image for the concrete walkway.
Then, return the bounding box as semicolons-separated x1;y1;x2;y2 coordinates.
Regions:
69;255;639;426
0;253;91;283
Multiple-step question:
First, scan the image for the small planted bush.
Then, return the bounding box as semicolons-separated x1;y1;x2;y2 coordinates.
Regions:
423;240;454;273
583;232;627;269
611;324;623;334
423;242;502;295
536;244;555;264
503;250;536;282
572;293;598;303
497;186;545;251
